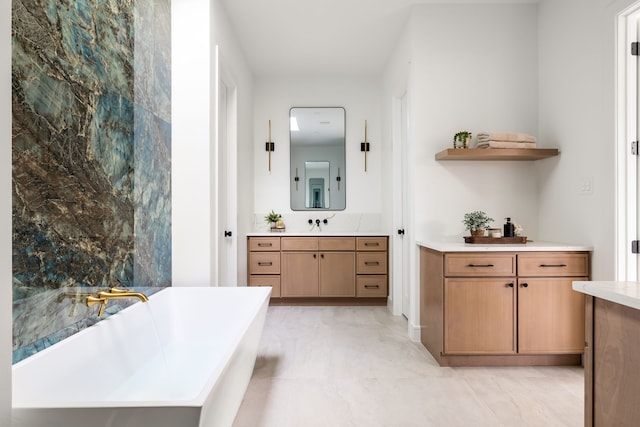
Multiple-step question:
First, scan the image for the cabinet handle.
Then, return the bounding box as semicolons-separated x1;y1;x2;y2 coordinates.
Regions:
507;282;514;288
467;264;494;268
313;254;317;258
365;261;380;266
364;242;380;246
258;262;273;266
257;243;272;247
320;254;324;259
521;282;529;288
364;284;380;289
539;264;567;268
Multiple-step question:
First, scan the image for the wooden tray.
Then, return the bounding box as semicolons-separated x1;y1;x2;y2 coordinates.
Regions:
464;236;527;244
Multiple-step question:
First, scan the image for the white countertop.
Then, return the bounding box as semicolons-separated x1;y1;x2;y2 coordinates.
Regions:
247;232;389;237
572;281;640;311
417;240;593;252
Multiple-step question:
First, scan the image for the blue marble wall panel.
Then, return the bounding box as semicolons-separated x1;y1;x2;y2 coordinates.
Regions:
11;0;171;363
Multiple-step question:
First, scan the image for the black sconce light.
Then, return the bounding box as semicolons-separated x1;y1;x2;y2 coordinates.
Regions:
361;120;370;171
266;120;275;171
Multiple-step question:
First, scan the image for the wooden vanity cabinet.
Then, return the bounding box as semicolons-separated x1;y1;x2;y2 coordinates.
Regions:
421;247;589;366
282;236;356;297
248;235;387;301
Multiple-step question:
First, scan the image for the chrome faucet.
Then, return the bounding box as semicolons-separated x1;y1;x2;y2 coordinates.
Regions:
86;287;149;317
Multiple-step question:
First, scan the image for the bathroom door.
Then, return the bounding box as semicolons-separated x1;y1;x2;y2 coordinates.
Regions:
217;73;238;286
393;91;411;318
400;93;410;318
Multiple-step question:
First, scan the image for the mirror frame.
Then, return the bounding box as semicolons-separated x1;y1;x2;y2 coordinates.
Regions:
289;107;346;211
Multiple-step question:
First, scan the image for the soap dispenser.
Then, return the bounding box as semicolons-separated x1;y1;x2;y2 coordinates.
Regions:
503;217;515;237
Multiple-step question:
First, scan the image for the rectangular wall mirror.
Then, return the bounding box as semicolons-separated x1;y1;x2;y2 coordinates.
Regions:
290;107;346;211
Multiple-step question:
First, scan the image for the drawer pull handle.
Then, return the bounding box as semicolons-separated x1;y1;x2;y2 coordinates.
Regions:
365;261;380;266
507;282;514;288
467;264;494;268
364;242;380;246
364;284;380;289
258;262;273;266
257;243;273;247
539;264;567;268
521;282;529;288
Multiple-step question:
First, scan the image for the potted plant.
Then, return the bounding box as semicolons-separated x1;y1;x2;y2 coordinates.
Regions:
453;131;472;149
462;211;494;237
264;210;282;230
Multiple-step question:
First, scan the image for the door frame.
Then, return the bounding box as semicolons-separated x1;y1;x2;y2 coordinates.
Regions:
616;4;640;280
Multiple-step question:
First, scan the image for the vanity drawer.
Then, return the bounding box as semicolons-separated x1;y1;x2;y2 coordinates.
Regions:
249;252;280;274
444;254;516;277
281;237;318;251
518;253;589;277
319;237;355;251
357;275;388;297
249;275;280;298
357;237;388;251
248;237;280;251
357;252;387;274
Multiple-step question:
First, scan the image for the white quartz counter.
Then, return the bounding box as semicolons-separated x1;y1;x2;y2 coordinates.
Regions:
247;232;389;237
572;281;640;311
417;240;592;252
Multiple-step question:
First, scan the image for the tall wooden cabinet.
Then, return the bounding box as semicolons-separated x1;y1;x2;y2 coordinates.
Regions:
421;246;589;366
248;235;388;302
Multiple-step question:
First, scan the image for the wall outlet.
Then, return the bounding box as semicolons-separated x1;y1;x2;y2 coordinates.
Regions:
579;176;594;195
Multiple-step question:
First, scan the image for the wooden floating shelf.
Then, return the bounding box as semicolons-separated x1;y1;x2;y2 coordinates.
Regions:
435;148;559;161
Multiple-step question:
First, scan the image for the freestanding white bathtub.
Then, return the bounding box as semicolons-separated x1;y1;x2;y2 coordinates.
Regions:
12;286;271;427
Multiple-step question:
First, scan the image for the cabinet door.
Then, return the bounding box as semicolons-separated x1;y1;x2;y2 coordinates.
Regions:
319;252;355;297
444;278;516;354
518;277;586;354
281;252;318;297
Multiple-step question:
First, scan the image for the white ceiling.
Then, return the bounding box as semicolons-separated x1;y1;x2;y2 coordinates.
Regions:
219;0;539;77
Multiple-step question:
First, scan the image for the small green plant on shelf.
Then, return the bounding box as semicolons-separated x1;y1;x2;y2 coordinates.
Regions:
264;210;281;225
462;211;494;233
453;131;472;148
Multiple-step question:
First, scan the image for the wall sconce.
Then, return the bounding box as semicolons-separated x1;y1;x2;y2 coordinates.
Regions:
265;120;275;172
336;167;341;191
294;167;300;191
360;120;370;172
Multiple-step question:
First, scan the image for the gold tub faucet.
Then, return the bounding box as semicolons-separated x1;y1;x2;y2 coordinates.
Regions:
86;287;149;317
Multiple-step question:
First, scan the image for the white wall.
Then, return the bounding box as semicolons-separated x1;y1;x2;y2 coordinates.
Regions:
172;0;213;286
381;3;539;338
211;0;254;285
252;76;384;233
409;3;540;242
173;0;253;286
537;0;637;280
1;0;11;422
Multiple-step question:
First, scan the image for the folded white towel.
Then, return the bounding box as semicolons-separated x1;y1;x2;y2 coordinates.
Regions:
477;141;537;149
477;132;536;143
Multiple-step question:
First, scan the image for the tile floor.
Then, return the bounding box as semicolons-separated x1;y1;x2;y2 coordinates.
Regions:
233;306;583;427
